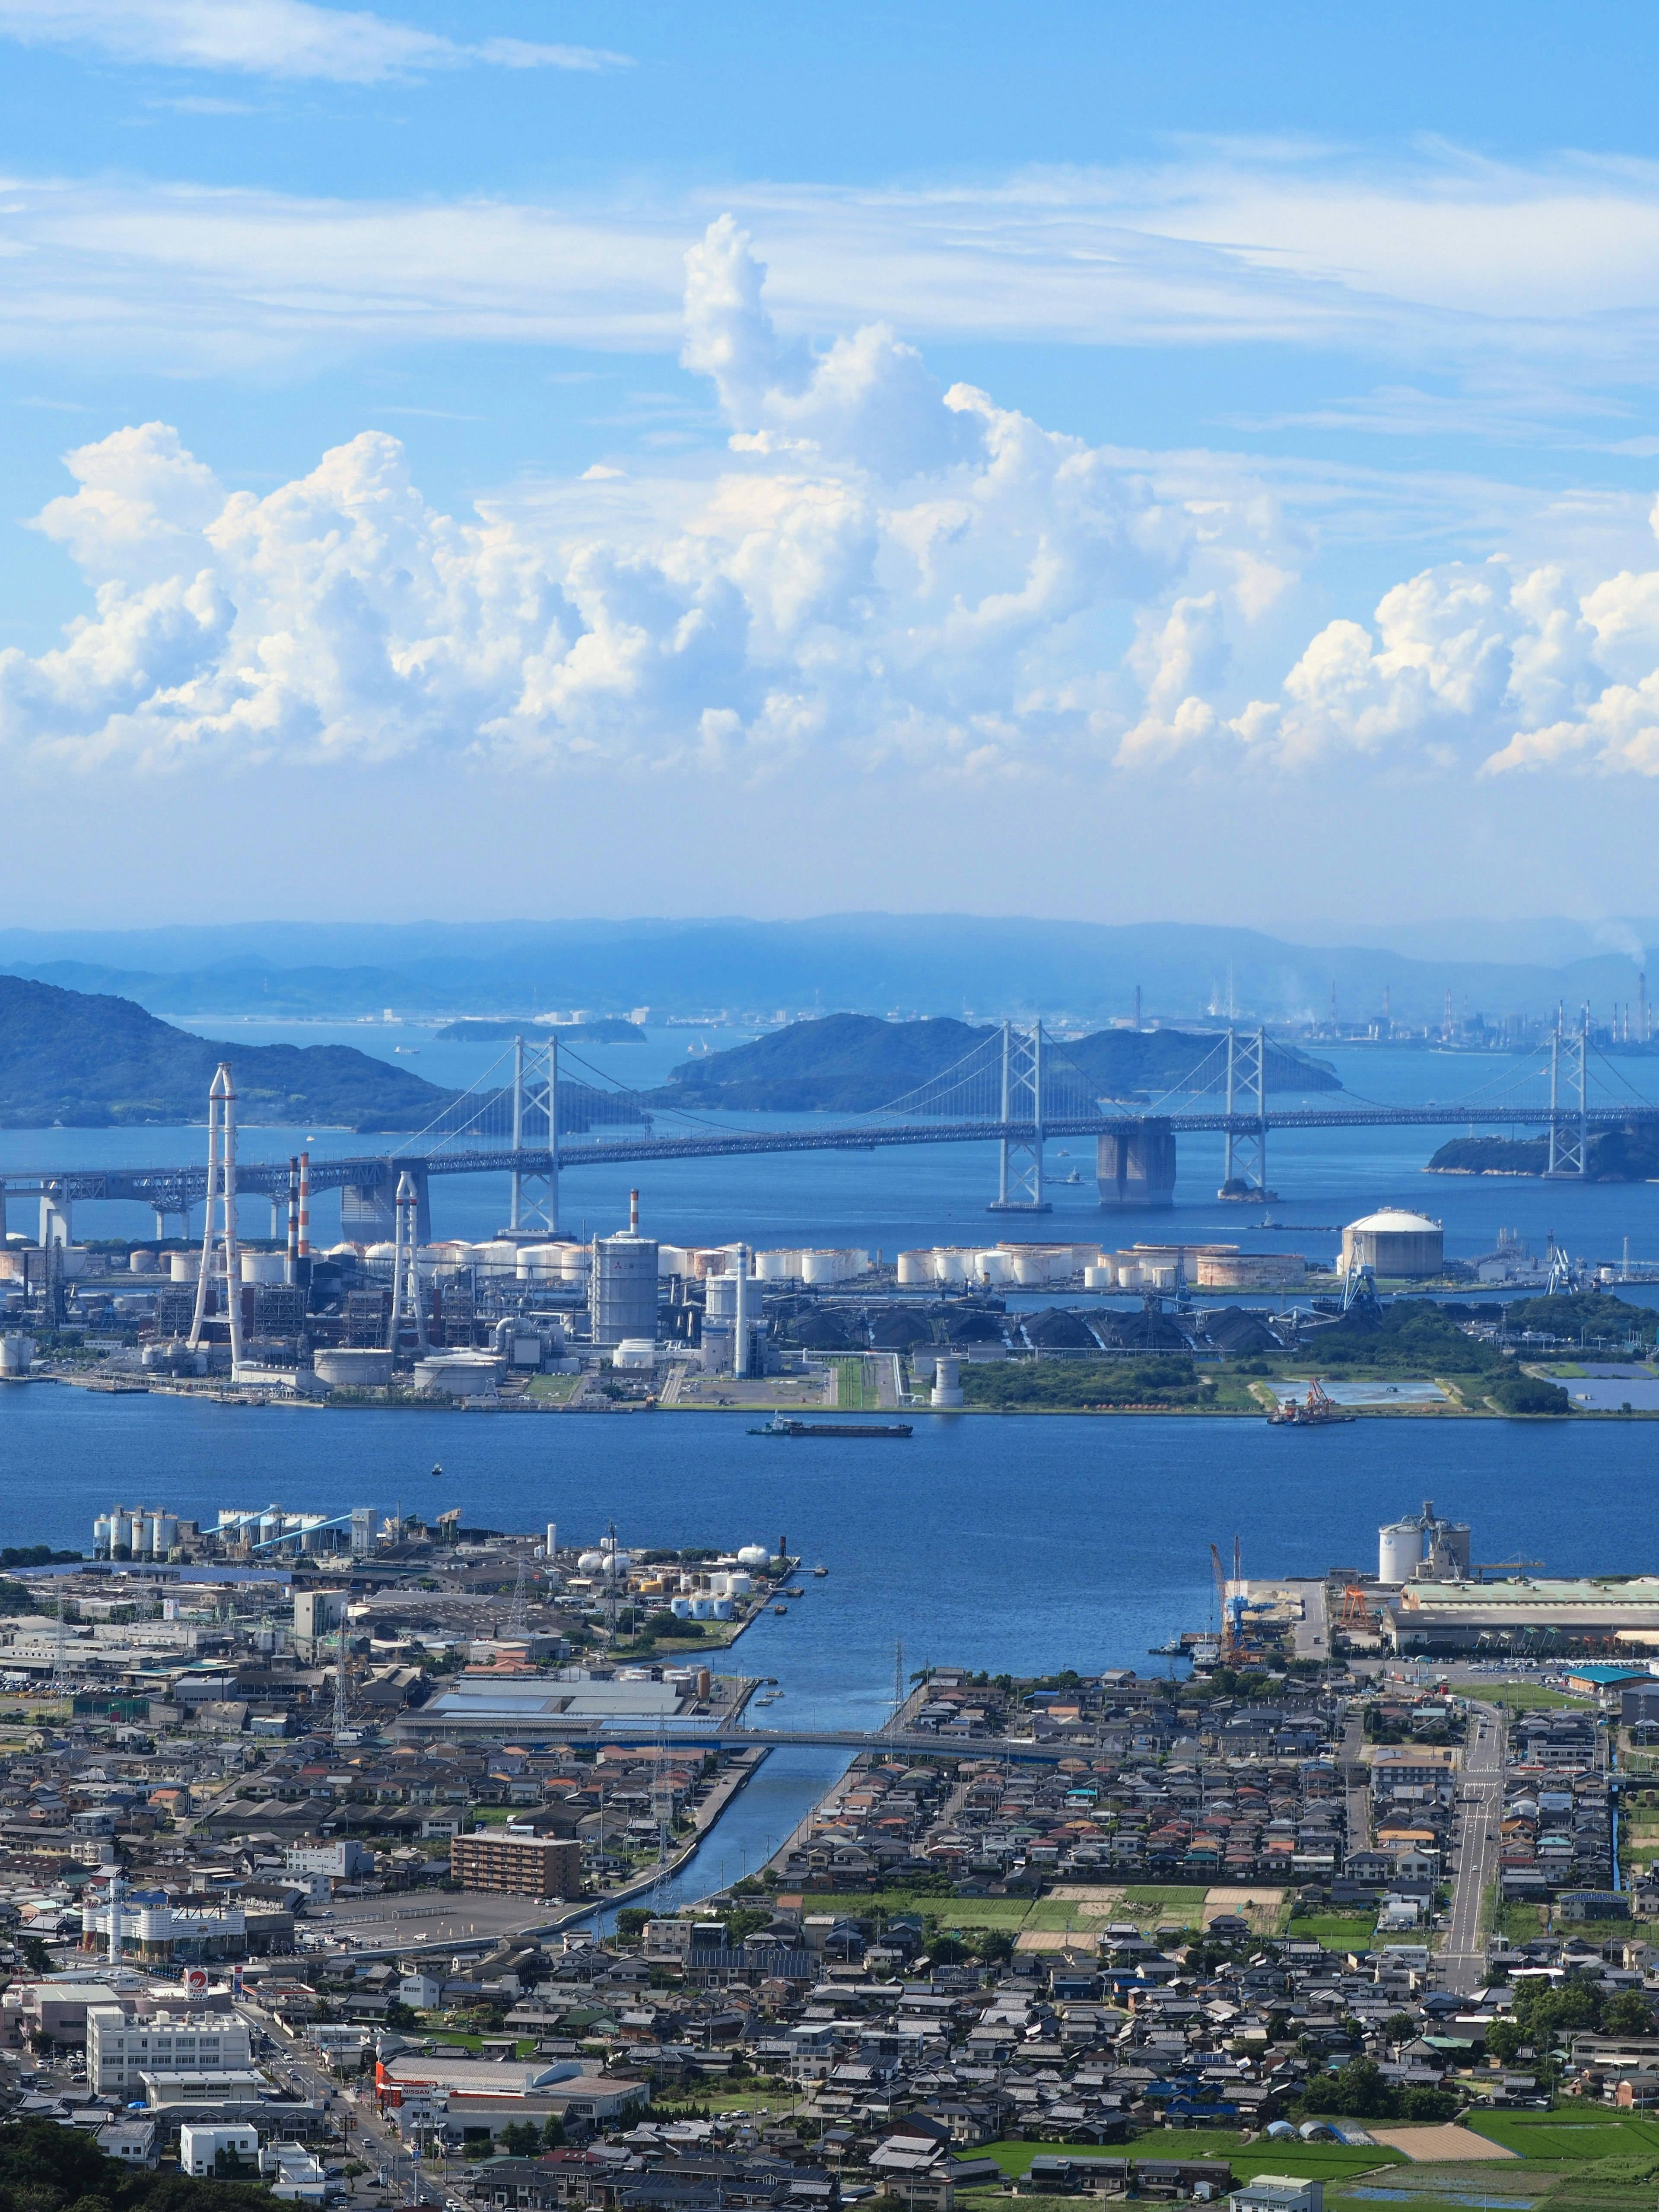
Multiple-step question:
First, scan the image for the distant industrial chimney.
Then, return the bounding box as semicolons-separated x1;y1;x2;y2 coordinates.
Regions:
629;1188;639;1234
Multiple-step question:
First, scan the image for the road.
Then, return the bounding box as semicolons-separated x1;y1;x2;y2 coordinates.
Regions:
237;1996;447;2208
1439;1700;1504;1994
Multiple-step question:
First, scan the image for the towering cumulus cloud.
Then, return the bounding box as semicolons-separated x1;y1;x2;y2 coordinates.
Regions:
7;215;1659;785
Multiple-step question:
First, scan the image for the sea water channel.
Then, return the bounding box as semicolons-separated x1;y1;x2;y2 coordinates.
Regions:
3;1388;1659;1920
5;1023;1659;1913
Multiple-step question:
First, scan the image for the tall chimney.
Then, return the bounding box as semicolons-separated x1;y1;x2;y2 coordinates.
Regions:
286;1155;300;1279
297;1150;311;1258
629;1188;639;1234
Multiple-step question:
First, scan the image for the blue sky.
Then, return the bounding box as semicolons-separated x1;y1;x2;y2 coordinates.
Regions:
7;2;1659;927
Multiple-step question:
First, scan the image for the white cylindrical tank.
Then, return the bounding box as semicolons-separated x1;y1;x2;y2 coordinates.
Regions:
314;1348;394;1389
931;1354;963;1409
474;1240;520;1272
0;1332;35;1377
152;1514;178;1554
799;1250;842;1285
896;1251;931;1286
752;1249;796;1281
412;1351;502;1397
1379;1520;1424;1585
128;1250;158;1274
1011;1250;1051;1285
671;1596;692;1618
168;1252;200;1282
736;1544;771;1567
976;1250;1014;1284
241;1252;287;1284
705;1274;740;1325
1082;1264;1114;1290
935;1249;969;1284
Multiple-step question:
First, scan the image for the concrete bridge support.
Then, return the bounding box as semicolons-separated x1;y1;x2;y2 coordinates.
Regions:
1097;1119;1176;1210
340;1160;431;1246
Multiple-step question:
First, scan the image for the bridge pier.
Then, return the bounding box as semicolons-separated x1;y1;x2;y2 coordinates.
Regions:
1097;1119;1176;1210
341;1160;431;1246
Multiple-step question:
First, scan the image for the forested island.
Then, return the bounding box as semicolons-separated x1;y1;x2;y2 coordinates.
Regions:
652;1013;1340;1113
1428;1127;1659;1180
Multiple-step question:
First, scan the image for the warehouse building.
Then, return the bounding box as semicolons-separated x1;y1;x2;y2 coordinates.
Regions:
1391;1576;1659;1652
449;1832;581;1899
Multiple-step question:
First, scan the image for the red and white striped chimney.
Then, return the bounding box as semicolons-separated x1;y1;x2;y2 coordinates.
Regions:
297;1150;311;1258
629;1187;639;1234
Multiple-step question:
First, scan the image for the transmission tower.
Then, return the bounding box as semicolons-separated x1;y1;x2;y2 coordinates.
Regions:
188;1063;245;1368
507;1554;530;1636
385;1171;429;1358
333;1621;350;1739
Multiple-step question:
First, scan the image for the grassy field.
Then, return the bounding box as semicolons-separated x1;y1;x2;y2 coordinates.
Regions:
1478;1684;1589;1712
1120;1884;1213;1920
827;1357;880;1411
523;1373;582;1403
1288;1911;1380;1949
1465;2111;1659;2162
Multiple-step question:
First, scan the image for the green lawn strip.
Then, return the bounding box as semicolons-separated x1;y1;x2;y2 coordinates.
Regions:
787;1889;1037;1929
1290;1913;1379;1950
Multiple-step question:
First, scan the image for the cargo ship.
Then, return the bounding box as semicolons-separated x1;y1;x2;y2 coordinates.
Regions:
749;1415;913;1438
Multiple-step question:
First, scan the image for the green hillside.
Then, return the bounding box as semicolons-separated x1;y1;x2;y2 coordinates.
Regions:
655;1014;1339;1112
1429;1126;1659;1179
0;976;455;1129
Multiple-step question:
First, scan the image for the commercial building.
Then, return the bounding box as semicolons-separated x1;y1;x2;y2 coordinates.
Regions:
179;2125;258;2177
283;1840;372;1881
449;1832;581;1899
1340;1209;1443;1278
86;2005;250;2097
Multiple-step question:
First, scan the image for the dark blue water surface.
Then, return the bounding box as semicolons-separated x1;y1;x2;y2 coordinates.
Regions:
5;1389;1658;1907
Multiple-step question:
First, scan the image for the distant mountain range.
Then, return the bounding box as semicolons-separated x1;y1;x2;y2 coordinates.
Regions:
0;914;1651;1027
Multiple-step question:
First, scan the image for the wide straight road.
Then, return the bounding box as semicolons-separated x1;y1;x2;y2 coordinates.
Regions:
1440;1701;1504;1994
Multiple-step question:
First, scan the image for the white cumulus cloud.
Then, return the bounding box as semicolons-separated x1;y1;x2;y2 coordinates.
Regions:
1;219;1290;781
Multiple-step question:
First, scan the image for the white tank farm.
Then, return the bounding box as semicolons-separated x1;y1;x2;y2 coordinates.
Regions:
896;1251;933;1285
975;1250;1014;1284
128;1250;158;1273
314;1348;394;1389
751;1249;800;1281
168;1252;200;1281
412;1351;502;1398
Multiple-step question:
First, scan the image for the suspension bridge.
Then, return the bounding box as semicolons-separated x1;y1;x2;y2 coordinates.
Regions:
5;1015;1653;1242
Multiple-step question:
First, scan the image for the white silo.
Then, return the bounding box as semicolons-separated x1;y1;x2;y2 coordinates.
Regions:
1379;1517;1425;1585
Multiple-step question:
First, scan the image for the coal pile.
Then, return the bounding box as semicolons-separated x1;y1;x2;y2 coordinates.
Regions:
1201;1305;1283;1354
1020;1306;1101;1350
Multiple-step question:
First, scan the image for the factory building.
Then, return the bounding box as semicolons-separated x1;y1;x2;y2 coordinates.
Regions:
1341;1209;1444;1278
1391;1577;1659;1653
1378;1500;1471;1585
589;1191;658;1348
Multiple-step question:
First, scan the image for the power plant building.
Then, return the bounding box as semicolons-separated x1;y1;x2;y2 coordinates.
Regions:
1378;1500;1471;1585
1341;1209;1443;1278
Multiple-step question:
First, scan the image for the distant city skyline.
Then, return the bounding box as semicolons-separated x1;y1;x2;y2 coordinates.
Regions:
3;5;1659;919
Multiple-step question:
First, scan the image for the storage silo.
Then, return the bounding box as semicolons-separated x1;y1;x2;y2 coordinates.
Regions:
1341;1209;1444;1278
590;1190;659;1347
1379;1517;1424;1585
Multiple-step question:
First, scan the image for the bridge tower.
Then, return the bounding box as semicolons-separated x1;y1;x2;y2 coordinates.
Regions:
1220;1027;1270;1198
506;1031;559;1236
987;1021;1051;1213
1546;1008;1589;1178
187;1063;245;1370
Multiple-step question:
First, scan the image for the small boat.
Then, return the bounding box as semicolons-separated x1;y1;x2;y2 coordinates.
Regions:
748;1415;912;1439
772;1604;788;1615
812;1565;827;1576
783;1586;804;1598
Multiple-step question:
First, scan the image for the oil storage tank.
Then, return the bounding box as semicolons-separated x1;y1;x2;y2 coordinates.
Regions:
1379;1517;1424;1585
591;1189;658;1347
1341;1208;1443;1278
